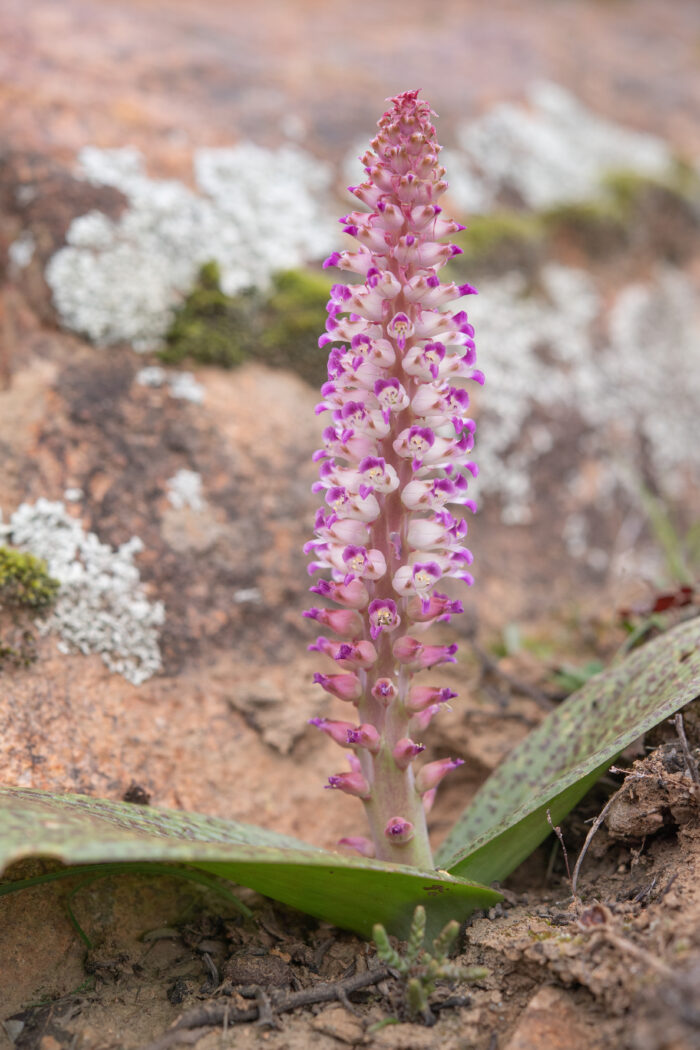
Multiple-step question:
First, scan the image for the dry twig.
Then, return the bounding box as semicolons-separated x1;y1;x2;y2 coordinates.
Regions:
674;712;700;785
139;965;391;1050
571;791;621;897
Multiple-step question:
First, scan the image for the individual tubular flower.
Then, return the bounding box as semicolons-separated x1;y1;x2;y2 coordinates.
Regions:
306;90;482;869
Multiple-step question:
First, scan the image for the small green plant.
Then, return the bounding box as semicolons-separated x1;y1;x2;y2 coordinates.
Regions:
638;486;700;587
552;661;605;694
373;905;487;1023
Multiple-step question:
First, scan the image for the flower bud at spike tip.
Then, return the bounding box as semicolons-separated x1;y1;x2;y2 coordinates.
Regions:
305;89;483;865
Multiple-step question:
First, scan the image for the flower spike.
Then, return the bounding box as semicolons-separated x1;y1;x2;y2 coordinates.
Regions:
305;90;481;867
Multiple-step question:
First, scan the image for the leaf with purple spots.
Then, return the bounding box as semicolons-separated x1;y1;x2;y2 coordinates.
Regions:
436;617;700;881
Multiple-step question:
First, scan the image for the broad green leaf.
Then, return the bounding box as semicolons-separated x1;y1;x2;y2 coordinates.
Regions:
436;617;700;882
0;787;500;940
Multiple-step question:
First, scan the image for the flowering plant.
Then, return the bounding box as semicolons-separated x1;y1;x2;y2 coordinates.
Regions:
305;91;483;870
1;92;699;942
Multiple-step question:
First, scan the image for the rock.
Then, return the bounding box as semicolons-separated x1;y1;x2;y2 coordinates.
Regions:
503;986;596;1050
311;1006;366;1045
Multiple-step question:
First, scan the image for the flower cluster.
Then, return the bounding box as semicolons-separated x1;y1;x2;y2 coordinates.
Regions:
305;91;483;868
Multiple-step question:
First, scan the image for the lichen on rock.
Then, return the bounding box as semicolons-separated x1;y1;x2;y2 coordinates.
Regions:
4;499;164;685
45;144;336;351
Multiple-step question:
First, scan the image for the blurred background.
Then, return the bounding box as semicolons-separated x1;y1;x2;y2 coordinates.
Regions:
0;0;699;846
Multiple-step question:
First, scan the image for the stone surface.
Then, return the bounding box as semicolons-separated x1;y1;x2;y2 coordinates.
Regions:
1;0;699;164
503;986;598;1050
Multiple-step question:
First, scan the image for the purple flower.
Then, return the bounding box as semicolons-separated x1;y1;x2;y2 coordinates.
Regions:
304;90;482;867
367;598;401;639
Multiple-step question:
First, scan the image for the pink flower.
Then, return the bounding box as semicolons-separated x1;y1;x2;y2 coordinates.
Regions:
305;90;481;866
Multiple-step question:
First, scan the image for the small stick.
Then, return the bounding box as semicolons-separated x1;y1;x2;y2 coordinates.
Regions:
571;792;619;897
658;872;679;899
674;713;700;785
546;809;572;887
632;875;658;904
200;952;219;988
254;988;280;1029
139;966;391;1050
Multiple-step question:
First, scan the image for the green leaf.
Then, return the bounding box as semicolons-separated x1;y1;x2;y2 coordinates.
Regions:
436;617;700;882
0;787;500;940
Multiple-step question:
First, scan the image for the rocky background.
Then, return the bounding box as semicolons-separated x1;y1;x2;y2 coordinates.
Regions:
0;1;699;1047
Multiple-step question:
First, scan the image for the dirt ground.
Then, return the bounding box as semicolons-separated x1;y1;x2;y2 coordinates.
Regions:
1;688;699;1050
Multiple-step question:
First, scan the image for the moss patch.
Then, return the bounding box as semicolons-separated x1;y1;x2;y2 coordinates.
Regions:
451;211;545;277
0;546;59;670
448;165;700;274
160;263;331;386
0;548;59;611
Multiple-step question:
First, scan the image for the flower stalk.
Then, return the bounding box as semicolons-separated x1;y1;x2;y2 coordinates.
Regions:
306;90;482;868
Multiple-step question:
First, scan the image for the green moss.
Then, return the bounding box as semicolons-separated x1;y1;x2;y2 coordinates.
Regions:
602;162;700;209
0;635;38;670
0;547;59;611
160;261;255;369
0;547;58;671
160;262;332;386
256;269;333;385
450;211;545;275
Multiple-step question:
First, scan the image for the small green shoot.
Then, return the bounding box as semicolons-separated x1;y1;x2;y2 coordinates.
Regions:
373;905;487;1023
552;660;604;693
638;486;699;587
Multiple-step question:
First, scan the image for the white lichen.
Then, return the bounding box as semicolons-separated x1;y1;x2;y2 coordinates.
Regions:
166;470;205;512
469;265;700;524
135;365;167;388
5;499;164;685
46;144;336;351
168;371;205;404
443;82;674;213
136;366;204;403
233;587;263;604
8;231;36;272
